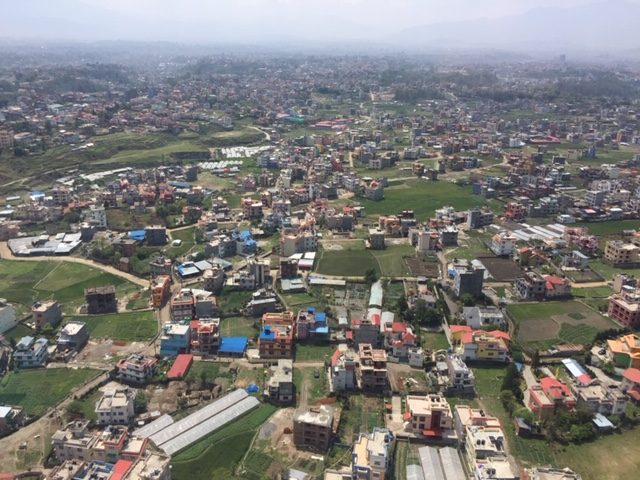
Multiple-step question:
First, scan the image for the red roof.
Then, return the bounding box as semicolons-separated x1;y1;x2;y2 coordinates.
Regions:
167;354;194;380
403;411;412;421
112;460;134;480
545;275;566;285
462;332;474;344
392;322;408;333
628;387;640;402
623;368;640;384
540;377;572;399
331;349;342;367
488;330;511;341
422;428;442;437
450;325;472;333
345;331;353;340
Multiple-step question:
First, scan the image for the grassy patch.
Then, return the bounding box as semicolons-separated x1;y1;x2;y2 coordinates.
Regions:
338;395;386;444
421;332;450;352
295;343;334;363
589;260;640;282
171;403;277;480
293;367;329;404
358;179;487;222
220;317;258;338
575;220;640;236
184;361;231;385
315;244;413;277
218;288;254;316
64;311;157;341
0;368;99;416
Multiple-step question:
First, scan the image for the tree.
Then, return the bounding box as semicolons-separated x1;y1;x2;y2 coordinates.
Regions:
501;363;523;403
531;349;540;369
397;294;408;318
461;293;475;307
364;268;378;285
199;369;210;389
66;400;84;418
134;392;148;414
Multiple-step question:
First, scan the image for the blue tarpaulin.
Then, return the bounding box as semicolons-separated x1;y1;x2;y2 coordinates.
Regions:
246;383;259;393
219;336;248;354
128;230;146;241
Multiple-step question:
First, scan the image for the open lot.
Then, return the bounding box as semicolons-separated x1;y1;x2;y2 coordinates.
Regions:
338;395;385;444
358;179;487;222
220;316;258;338
64;311;157;342
0;368;99;416
171;403;276;480
315;243;414;278
477;256;524;282
295;343;334;363
507;301;617;350
0;259;142;314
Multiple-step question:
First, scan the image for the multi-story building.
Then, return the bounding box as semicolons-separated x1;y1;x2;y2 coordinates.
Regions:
514;271;546;300
145;226;167;246
150;276;171;308
604;241;640;267
203;266;225;292
490;231;517;256
95;387;136;426
189;318;220;355
453;266;485;298
573;381;627;416
405;394;454;437
266;359;294;405
85;286;117;314
461;306;506;330
293;405;335;452
159;324;191;357
453;405;501;444
544;275;572;299
357;344;388;391
608;286;640;328
351;428;394;480
329;349;357;393
446;355;475;392
296;307;329;340
14;336;48;368
467;208;494;229
368;228;386;250
32;300;63;330
170;289;196;322
82;205;107;229
465;423;507;464
606;333;640;368
280;229;317;257
116;354;158;385
57;322;89;351
451;326;510;363
258;324;293;359
473;456;519;480
528;378;576;420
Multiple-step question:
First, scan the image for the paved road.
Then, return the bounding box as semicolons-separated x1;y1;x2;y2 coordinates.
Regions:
0;242;148;287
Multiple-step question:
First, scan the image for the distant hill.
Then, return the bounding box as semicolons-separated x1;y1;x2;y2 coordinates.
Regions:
397;0;640;54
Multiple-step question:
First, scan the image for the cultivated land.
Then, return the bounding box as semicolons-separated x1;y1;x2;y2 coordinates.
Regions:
507;301;617;350
0;259;142;314
315;243;414;277
170;403;277;480
64;311;157;342
359;179;487;221
0;368;99;416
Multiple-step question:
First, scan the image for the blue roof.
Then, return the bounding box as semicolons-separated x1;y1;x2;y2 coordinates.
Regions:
240;230;252;240
219;337;248;354
246;383;260;393
31;191;45;197
313;326;329;334
259;327;275;340
128;230;146;241
315;312;326;323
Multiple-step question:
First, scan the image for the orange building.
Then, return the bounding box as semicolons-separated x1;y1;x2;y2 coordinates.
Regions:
150;275;171;308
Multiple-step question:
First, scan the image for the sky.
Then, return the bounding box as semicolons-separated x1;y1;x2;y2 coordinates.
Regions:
1;0;639;52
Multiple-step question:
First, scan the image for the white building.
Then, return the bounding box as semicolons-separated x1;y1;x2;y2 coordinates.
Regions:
14;336;48;368
95;388;136;426
352;428;394;480
0;299;17;334
446;354;475;392
490;231;517;256
461;306;506;330
329;350;357;393
82;205;107;229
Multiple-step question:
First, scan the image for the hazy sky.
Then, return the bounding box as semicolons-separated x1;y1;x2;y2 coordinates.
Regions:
2;0;639;51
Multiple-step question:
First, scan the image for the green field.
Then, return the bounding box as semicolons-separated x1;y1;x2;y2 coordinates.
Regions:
295;343;334;362
421;331;450;352
0;368;99;416
220;317;258;338
293;367;329;404
338;395;385;444
171;403;277;480
0;260;142;313
184;361;231;385
575;220;640;236
315;243;414;278
166;226;198;257
64;311;157;341
218;288;254;316
358;179;487;221
589;260;640;282
507;300;616;350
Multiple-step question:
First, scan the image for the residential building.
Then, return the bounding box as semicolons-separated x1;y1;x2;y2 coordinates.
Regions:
604;241;640;267
352;314;381;348
607;333;640;368
514;272;546;300
525;467;582;480
474;456;519;480
122;453;171;480
446;355;475;392
280;258;299;279
293;405;335;452
357;343;388;391
83;205;107;228
145;226;167;246
351;428;394;480
364;180;384;201
573;381;627;416
150;276;171;308
266;359;294;405
170;289;196;322
116;354;158;385
85;286;117;314
296;307;329;340
453;266;485;298
451;326;510;362
280;229;317;257
159;324;191;357
461;306;506;330
14;336;48;368
259;324;293;359
620;368;640;401
405;394;454;437
467;209;494;229
528;378;577;420
32;300;63;330
0;299;17;334
466;423;507;463
189;318;220;355
52;421;96;462
607;286;640;328
95;387;136;426
57;322;89;351
368;228;386;250
544;275;572;299
329;349;357;393
453;405;501;444
203;266;225;292
490;231;517;256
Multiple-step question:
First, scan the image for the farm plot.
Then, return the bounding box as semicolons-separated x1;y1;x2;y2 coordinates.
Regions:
507;301;617;351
